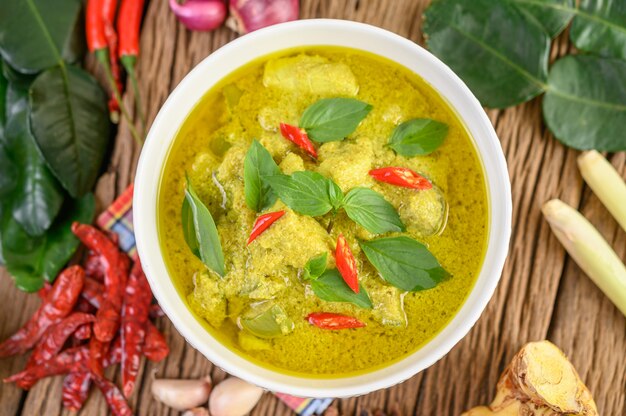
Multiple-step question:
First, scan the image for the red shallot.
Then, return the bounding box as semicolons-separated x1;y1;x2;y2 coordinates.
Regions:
169;0;227;31
227;0;299;34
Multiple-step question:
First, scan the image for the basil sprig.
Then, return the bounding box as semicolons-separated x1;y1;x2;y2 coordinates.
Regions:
388;119;448;156
265;171;342;216
244;140;280;212
310;269;373;309
343;188;405;234
300;98;372;142
183;177;225;277
359;236;448;291
302;252;328;281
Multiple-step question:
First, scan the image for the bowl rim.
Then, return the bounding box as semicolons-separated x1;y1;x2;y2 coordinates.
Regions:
134;18;512;398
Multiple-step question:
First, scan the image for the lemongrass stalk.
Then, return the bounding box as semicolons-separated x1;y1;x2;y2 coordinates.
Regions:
542;199;626;317
578;150;626;233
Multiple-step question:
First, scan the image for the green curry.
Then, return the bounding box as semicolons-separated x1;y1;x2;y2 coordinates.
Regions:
158;47;489;376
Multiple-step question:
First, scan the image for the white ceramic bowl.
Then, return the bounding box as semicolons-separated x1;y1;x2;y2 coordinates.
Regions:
134;19;512;398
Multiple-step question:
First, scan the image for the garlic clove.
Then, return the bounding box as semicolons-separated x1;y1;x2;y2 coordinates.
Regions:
209;377;264;416
151;375;212;411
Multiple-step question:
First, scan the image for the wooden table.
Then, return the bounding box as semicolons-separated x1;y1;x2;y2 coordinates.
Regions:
1;1;624;414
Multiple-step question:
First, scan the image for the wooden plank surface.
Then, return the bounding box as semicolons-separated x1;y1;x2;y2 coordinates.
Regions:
1;1;624;414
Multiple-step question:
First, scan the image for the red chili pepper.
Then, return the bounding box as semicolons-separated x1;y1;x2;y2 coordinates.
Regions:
81;277;105;309
37;282;52;300
103;0;122;117
143;321;169;362
369;167;432;190
149;303;165;319
279;123;317;158
74;323;92;341
84;250;105;282
335;234;359;293
306;312;366;330
72;223;127;343
247;211;285;245
92;374;133;416
4;346;88;390
0;266;84;357
26;313;96;367
106;336;122;366
62;371;92;412
86;0;108;52
121;260;152;398
88;338;109;377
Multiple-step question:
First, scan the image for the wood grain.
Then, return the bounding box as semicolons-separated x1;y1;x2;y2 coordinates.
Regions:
0;1;624;415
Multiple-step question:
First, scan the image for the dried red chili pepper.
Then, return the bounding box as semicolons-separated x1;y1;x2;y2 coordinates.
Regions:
81;277;105;309
143;321;169;362
106;336;122;366
88;337;109;377
4;346;88;390
84;250;105;282
279;123;317;158
121;260;152;397
74;323;92;341
149;303;165;319
26;313;96;367
306;312;365;330
335;234;359;293
0;266;85;357
37;282;52;300
92;374;133;416
369;167;432;190
62;371;92;412
247;210;285;245
72;223;126;343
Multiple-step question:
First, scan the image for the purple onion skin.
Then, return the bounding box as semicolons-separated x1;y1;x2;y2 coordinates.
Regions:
228;0;299;34
169;0;227;32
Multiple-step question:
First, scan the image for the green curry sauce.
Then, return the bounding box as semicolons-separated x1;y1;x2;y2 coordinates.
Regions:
158;47;489;376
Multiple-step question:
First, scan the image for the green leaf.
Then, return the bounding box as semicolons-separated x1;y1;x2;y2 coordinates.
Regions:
29;64;110;198
0;65;7;135
310;269;373;309
184;177;225;277
181;198;200;258
303;253;328;281
570;0;626;60
343;188;405;234
239;303;294;338
266;171;336;216
244;140;280;212
359;236;449;291
388;119;448;156
300;98;372;142
4;85;64;236
543;55;626;151
424;0;549;108
40;194;95;282
327;179;344;211
511;0;575;38
0;0;83;73
0;144;16;198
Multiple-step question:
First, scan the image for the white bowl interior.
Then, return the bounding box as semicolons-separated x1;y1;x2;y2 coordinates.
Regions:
134;19;512;398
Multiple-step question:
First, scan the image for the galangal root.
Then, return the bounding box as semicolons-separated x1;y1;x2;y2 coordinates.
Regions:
463;341;597;416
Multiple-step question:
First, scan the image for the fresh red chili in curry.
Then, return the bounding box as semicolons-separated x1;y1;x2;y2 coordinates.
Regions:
306;312;366;330
279;123;318;158
335;233;359;293
247;210;285;245
369;167;433;190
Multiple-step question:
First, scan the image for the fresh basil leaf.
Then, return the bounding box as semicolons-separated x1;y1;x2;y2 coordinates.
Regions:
343;188;405;234
0;0;83;74
359;236;449;291
543;55;626;151
30;64;110;198
310;269;373;309
266;171;335;216
0;144;16;198
303;253;328;281
244;140;280;212
511;0;574;38
388;119;448;156
181;198;200;258
40;193;95;282
570;0;626;60
185;177;225;277
327;179;344;211
424;0;549;108
5;85;64;236
239;303;294;338
300;98;372;142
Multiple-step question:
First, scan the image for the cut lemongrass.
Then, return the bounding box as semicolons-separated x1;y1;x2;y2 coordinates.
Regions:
542;199;626;317
578;150;626;233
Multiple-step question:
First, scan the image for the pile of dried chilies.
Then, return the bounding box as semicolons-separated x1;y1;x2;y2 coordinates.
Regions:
87;0;146;143
1;223;169;415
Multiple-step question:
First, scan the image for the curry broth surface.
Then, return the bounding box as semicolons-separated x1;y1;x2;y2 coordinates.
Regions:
158;47;489;376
